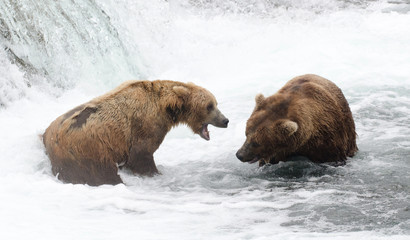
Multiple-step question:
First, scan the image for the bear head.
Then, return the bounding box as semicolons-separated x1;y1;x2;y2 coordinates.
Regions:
172;83;229;141
236;93;299;163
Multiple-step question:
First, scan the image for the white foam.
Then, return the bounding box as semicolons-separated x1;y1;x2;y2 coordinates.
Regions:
0;0;409;239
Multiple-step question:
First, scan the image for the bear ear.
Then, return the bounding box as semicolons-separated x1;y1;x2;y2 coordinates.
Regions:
255;94;265;106
173;86;190;97
280;120;298;136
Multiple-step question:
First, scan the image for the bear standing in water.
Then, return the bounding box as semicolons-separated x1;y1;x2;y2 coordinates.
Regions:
43;80;229;186
236;74;357;166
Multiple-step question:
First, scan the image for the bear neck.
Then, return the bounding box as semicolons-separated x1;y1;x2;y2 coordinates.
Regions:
165;104;188;126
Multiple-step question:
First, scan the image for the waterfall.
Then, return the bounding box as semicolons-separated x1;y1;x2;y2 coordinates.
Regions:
0;0;143;95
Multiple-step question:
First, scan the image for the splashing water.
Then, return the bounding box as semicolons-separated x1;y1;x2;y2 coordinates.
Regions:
0;0;409;239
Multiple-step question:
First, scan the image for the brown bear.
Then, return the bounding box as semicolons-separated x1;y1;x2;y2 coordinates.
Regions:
236;74;357;166
43;80;229;186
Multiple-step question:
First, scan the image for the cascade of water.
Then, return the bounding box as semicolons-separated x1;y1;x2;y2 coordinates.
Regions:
0;0;410;238
0;0;143;93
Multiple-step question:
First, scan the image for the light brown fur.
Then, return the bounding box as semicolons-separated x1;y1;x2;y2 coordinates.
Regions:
236;74;358;166
43;80;228;186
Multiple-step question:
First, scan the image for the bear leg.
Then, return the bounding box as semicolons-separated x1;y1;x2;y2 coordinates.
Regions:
52;158;123;186
126;145;159;176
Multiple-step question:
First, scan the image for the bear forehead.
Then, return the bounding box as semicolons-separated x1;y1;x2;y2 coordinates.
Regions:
245;121;276;144
192;87;217;104
264;95;291;112
245;111;270;135
255;96;291;119
246;95;293;135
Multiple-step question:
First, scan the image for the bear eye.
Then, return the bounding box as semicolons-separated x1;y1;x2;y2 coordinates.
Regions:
207;103;214;112
251;142;260;148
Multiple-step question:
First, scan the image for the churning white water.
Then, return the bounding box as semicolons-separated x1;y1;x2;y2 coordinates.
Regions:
0;0;409;239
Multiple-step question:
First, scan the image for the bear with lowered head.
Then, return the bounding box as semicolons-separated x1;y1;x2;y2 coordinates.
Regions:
43;80;229;186
236;74;357;166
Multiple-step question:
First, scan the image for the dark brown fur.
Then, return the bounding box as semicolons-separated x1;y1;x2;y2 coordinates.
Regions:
236;74;358;166
70;107;97;129
43;80;228;186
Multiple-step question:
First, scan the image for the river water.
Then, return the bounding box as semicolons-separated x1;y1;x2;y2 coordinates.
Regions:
0;0;409;239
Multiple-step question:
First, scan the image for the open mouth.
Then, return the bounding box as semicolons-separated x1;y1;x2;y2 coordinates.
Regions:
248;157;260;164
199;124;210;141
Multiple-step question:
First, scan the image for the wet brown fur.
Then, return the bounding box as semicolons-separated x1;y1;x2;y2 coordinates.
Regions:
43;80;226;186
237;74;358;165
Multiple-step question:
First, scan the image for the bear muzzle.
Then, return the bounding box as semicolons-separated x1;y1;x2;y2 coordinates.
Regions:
216;118;229;128
208;107;229;128
236;151;260;164
210;111;229;128
236;144;261;164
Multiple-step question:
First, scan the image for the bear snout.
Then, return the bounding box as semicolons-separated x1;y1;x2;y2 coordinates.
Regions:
236;150;244;161
222;118;229;128
236;143;260;163
208;107;229;128
236;144;250;162
210;116;229;128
